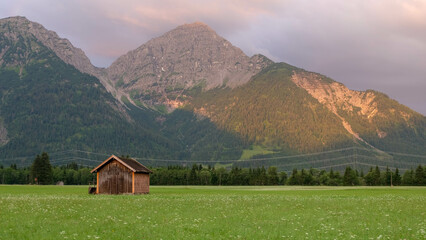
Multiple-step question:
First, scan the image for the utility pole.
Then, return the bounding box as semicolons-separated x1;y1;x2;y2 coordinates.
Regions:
390;171;393;187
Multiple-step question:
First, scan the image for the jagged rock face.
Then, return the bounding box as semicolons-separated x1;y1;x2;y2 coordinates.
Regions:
1;18;272;107
291;72;378;119
290;71;421;144
0;16;122;105
0;16;132;120
0;16;97;75
107;22;272;105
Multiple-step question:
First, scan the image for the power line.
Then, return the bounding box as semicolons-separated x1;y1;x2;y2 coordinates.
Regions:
67;149;111;157
134;146;357;163
356;162;410;171
1;147;425;168
258;155;353;167
354;147;426;158
50;157;104;164
0;150;76;161
317;163;354;170
384;151;426;158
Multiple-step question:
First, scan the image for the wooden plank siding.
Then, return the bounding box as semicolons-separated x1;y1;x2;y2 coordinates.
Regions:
98;160;132;194
91;155;152;194
132;172;135;193
96;172;99;194
134;173;150;194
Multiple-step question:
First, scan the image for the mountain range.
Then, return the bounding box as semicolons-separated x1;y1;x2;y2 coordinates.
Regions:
0;16;424;170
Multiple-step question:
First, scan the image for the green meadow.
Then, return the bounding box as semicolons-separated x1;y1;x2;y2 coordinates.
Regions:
0;185;425;239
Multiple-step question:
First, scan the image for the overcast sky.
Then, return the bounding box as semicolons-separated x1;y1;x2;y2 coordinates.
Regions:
1;0;425;115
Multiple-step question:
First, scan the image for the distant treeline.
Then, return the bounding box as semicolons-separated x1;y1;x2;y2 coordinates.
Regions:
0;162;93;185
150;164;426;186
0;162;425;186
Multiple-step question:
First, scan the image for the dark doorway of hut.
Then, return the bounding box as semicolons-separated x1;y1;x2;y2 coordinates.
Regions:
88;180;96;194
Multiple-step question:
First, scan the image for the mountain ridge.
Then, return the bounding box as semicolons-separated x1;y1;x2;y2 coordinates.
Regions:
0;16;424;169
0;18;181;161
0;16;126;103
0;16;96;74
184;62;425;155
106;21;273;108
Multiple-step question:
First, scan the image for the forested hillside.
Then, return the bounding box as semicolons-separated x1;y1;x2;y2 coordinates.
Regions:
0;26;178;162
340;91;426;154
161;109;247;161
183;63;426;156
187;63;355;153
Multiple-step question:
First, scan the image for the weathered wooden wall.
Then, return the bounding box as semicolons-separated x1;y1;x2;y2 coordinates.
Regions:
134;173;150;194
98;160;132;194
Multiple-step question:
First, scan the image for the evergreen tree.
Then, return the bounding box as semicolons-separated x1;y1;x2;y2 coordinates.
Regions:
318;170;329;185
329;168;335;179
301;169;312;185
309;168;320;185
343;166;359;186
189;164;198;185
373;166;381;186
402;169;414;185
393;168;401;186
414;165;425;186
216;167;226;186
199;169;211;185
278;171;287;185
210;167;218;185
332;172;343;186
229;166;241;185
288;168;300;185
67;162;79;171
259;166;267;185
364;167;374;186
30;152;53;185
384;167;392;186
267;166;279;185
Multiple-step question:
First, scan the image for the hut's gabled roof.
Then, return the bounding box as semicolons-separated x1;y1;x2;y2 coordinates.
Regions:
91;155;152;173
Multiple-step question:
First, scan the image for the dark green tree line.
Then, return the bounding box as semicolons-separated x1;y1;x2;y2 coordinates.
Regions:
150;164;425;186
1;158;424;186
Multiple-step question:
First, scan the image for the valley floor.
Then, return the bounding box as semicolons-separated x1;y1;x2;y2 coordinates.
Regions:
0;185;425;239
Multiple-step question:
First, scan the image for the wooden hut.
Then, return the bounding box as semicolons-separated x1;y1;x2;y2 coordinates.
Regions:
91;155;152;194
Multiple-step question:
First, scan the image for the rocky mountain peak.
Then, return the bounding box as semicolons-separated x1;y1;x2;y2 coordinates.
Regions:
0;16;119;97
167;22;216;36
180;21;211;28
0;16;98;75
106;22;273;106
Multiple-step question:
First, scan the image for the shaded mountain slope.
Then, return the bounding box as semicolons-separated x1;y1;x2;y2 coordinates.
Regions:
0;18;178;163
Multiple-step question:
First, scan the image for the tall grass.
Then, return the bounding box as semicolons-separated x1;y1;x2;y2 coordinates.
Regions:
0;185;425;239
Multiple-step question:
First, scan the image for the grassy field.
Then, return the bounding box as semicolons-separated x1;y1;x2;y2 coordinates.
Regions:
240;145;275;160
0;185;425;239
